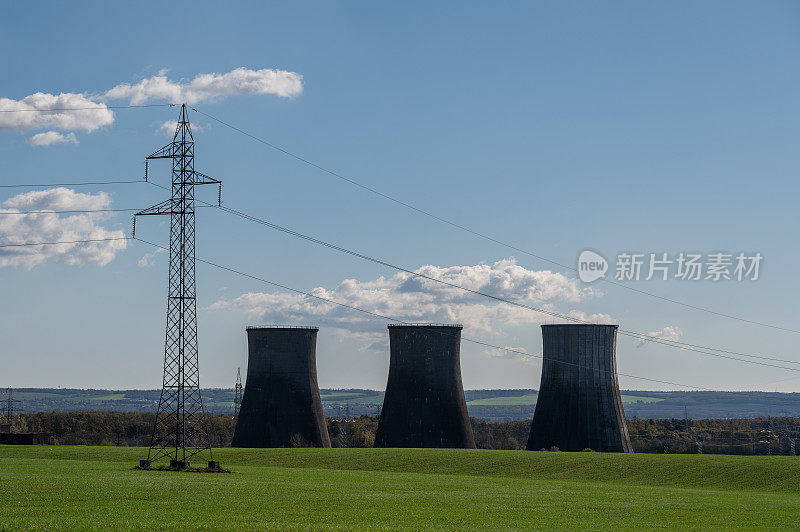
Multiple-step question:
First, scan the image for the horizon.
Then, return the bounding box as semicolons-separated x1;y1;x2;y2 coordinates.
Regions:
10;386;800;394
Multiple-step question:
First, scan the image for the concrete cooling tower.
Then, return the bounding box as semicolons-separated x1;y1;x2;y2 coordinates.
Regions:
375;324;476;449
231;326;331;448
526;324;633;452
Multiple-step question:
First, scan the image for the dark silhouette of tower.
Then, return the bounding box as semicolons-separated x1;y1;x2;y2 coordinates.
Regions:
526;324;633;453
375;324;475;449
231;326;330;448
135;104;222;467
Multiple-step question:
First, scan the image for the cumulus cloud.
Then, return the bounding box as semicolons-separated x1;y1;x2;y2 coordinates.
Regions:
211;259;600;345
0;188;127;269
1;67;302;145
28;131;78;146
0;92;113;134
482;345;542;366
156;120;205;136
566;310;617;324
635;325;683;348
105;67;303;105
138;247;165;267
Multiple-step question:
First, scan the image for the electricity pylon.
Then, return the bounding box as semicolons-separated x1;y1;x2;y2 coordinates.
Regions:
3;387;20;430
233;367;243;421
135;104;221;468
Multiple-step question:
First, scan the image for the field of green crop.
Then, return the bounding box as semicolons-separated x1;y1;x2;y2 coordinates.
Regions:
466;393;663;406
467;393;539;406
620;394;665;404
1;445;798;529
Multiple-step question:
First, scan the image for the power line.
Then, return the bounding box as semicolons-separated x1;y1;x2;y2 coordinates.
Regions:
192;106;799;335
0;180;144;188
150;177;800;367
132;237;800;394
192;197;800;370
0;208;142;215
0;104;173;113
0;236;130;248
0;205;214;216
146;178;800;369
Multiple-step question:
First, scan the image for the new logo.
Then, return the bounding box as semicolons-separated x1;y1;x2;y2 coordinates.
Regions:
578;250;608;283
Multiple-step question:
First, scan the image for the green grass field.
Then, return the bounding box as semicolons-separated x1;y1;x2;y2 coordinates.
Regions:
620;394;665;404
1;446;799;530
467;393;539;406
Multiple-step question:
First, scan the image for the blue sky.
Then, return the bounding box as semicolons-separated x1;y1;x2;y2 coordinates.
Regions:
1;1;800;391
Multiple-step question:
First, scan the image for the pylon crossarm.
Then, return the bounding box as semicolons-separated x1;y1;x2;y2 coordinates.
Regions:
191;171;221;185
147;142;177;160
135;199;176;217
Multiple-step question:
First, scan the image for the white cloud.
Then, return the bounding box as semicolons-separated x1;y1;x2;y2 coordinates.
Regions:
566;310;617;324
482;345;542;366
157;120;178;135
635;325;684;348
0;92;113;133
106;67;303;105
156;120;205;136
28;131;78;146
0;188;127;269
211;259;599;344
1;67;301;144
3;187;108;211
138;247;165;267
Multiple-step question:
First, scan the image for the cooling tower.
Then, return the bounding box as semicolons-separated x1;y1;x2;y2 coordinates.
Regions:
375;324;476;448
526;324;633;452
231;326;331;448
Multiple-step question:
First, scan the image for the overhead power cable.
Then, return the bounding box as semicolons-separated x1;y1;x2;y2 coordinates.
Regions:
132;237;800;393
0;205;213;216
0;180;145;188
194;196;800;369
192;106;798;335
144;178;800;368
0;236;130;248
0;208;142;215
0;104;173;113
142;179;800;372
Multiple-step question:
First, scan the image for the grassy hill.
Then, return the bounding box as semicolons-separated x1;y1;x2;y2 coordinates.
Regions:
1;446;799;529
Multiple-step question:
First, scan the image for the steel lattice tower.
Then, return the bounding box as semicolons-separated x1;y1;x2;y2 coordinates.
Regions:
3;387;20;426
135;104;221;466
233;367;243;420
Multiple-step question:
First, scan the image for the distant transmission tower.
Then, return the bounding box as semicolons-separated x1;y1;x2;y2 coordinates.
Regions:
3;387;20;430
233;367;243;420
136;104;222;469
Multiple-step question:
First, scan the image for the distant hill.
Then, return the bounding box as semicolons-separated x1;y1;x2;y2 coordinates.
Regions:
7;388;800;420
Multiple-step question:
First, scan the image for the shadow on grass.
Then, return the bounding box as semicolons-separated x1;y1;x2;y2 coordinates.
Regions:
133;465;233;473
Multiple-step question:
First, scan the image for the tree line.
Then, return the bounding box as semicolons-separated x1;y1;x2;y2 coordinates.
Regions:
7;412;800;455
